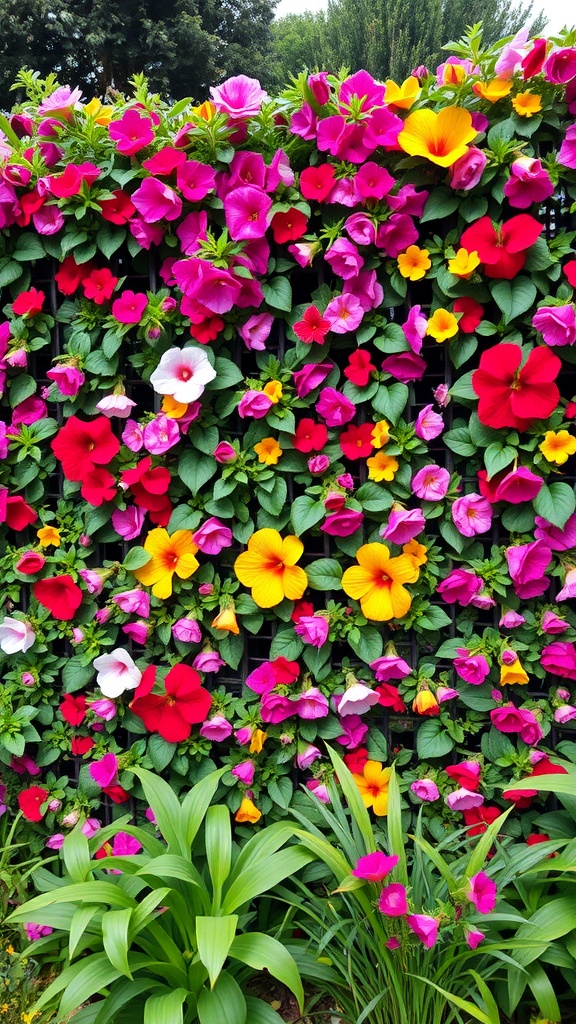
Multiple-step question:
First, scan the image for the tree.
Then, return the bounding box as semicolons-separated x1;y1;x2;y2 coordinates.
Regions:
0;0;278;108
270;0;547;86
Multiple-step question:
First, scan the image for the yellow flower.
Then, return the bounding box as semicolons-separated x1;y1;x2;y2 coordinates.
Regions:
263;380;282;404
211;605;240;635
426;308;459;343
440;63;467;86
448;248;481;278
398;106;477;167
367;451;399;482
134;528;199;599
403;539;428;566
234;528;308;608
342;543;419;621
500;657;529;686
397;245;431;281
473;78;513;102
250;728;267;753
539;430;576;465
412;688;440;715
371;419;390;448
384;76;420;109
83;98;114;124
192;100;217;121
37;525;61;547
352;760;392;815
235;797;262;823
254;437;282;465
162;395;188;419
512;92;542;117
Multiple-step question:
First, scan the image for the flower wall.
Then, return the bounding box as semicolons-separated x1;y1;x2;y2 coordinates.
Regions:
1;29;576;851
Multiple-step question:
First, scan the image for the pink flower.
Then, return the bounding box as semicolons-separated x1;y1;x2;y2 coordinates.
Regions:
452;494;492;537
112;506;145;540
109;109;155;155
260;692;294;723
210;75;268;121
143;414;180;455
46;365;85;396
112;589;150;616
25;923;53;941
445;788;485;811
192;650;225;673
465;928;485;949
467;871;497;914
132;177;182;223
295;615;330;647
378;883;408;916
555;705;576;723
296;743;322;770
172;618;202;644
91;698;117;721
296;687;329;719
193;517;233;555
343;269;383;311
534;513;576;551
541;641;576;680
449;147;487;190
96;394;137;418
306;779;330;803
293;363;333;399
177;160;216;201
90;752;118;789
321;508;364;536
407;914;439;948
199;715;233;741
336;714;369;749
352;851;399;881
324;293;364;334
345;212;377;246
381;508;425;545
533;304;576;347
541;610;570;634
544;48;576;84
412;465;450;501
173;258;241;314
411;779;440;801
122;420;144;453
224;186;272;241
239;312;274;351
355;161;395;201
437;568;483;606
376;214;419;257
415;405;443;440
325;239;364;280
504;157;554;209
308;455;331;475
370;654;412;681
506;540;551;599
337;683;380;717
316;388;356;427
491;704;542;745
112;291;148;325
232;760;255;785
559;124;576;169
499;610;526;628
214;441;237;464
238;390;273;418
492;467;543;504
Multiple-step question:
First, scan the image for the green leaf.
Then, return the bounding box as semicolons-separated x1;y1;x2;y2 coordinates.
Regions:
262;276;292;311
420;188;460;223
123;546;151;570
9;374;37;407
484;443;515;479
490;278;537;326
533;482;575;529
347;625;383;663
244;996;284;1023
197;971;246;1024
409;976;492;1023
178;451;218;493
62;656;95;694
268;776;293;810
209;358;244;390
102;908;133;979
416;720;454;759
62;829;92;883
269;626;304;661
221;846;315;913
444;426;477;457
306;558;343;591
326;746;375;855
290;495;325;535
96;223;125;259
372;383;409;422
205;804;232;908
147;734;176;772
144;988;188;1024
14;232;46;260
181;768;228;848
416;606;452;631
230;933;303;1010
449;370;476;401
196;915;238;988
69;905;100;959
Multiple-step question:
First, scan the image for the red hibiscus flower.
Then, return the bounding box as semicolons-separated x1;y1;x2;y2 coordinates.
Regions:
299;164;336;202
33;575;83;620
82;267;119;305
271;657;300;684
60;693;87;726
343;746;369;773
340;422;375;459
121;457;172;525
51;416;120;482
12;287;45;317
293;418;328;453
131;663;212;742
445;762;481;791
99;189;136;225
0;492;37;531
80;467;117;507
271;209;308;243
375;683;406;712
344;349;377;386
18;785;49;821
460;214;543;279
293;305;330;344
71;736;96;756
453;297;484;334
472;343;561;430
181;296;225;345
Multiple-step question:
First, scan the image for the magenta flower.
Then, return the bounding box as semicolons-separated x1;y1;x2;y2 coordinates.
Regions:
112;291;148;325
410;779;440;802
343;269;383;311
46;365;85;396
192;650;225;673
541;641;576;681
224;186;272;241
465;928;485;949
296;743;322;770
504;157;554;209
381;508;425;545
177;160;216;201
293;363;333;399
532;304;576;347
491;704;542;746
232;760;255;785
295;615;330;648
355;161;395;200
91;698;117;721
467;871;497;914
113;588;150;616
493;467;543;504
449;147;487;190
199;715;232;741
556;568;576;601
321;508;364;536
541;611;570;634
172;618;202;644
454;649;490;686
544;48;576;84
210;75;268;121
316;387;356;427
173;258;241;314
143;414;180;455
239;312;274;351
306;779;330;803
345;212;377;246
407;914;439;948
296;687;329;720
559;124;576;169
452;494;492;537
111;506;145;541
499;610;526;628
445;788;485;811
89;752;118;789
415;404;444;440
324;293;364;334
534;513;576;551
437;568;484;606
506;540;551;599
132;177;182;223
122;419;144;453
108;109;155;155
193;517;233;556
412;465;450;501
238;390;273;419
325;239;364;280
25;923;54;941
352;851;399;881
260;692;295;723
378;882;408;917
336;714;369;749
370;654;412;681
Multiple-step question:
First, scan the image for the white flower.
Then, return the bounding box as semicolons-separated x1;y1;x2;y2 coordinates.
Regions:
0;617;35;654
96;394;137;418
150;346;216;403
93;648;142;698
338;682;380;717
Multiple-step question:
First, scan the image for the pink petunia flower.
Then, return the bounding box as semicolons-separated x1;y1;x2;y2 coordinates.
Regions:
412;465;450;501
467;871;497;914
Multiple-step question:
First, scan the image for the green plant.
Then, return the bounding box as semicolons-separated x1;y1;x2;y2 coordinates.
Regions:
7;767;314;1023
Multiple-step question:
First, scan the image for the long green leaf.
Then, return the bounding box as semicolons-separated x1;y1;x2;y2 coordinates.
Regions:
205;804;231;910
197;971;247;1024
326;745;376;853
526;962;561;1022
94;979;163;1023
498;773;576;795
129;767;187;855
62;828;92;883
222;846;315;913
290;828;351;880
410;975;491;1023
465;808;513;878
229;932;303;1010
182;767;228;847
102;908;133;978
244;996;284;1023
387;764;408;887
7;881;136;921
410;833;457;891
196;915;238;988
143;987;188;1024
130;887;172;936
69;904;100;959
468;970;501;1024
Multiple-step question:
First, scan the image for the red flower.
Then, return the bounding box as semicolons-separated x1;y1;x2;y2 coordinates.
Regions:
33;575;83;620
445;763;481;791
103;784;131;803
462;805;501;836
293;418;328;453
131;663;212;742
526;833;551;846
453;297;484;334
51;416;120;482
522;38;548;79
15;551;46;574
60;693;87;726
99;189;136;224
82;267;118;305
375;683;406;712
18;785;49;821
121;457;172;525
299;164;336;202
460;214;542;279
271;209;308;243
80;467;117;507
291;600;315;623
15;189;45;227
340;422;375;459
293;305;330;344
181;296;225;345
343;746;369;773
12;288;45;317
272;657;300;684
344;349;376;386
55;256;94;295
472;344;561;430
564;260;576;287
0;492;37;531
71;736;95;756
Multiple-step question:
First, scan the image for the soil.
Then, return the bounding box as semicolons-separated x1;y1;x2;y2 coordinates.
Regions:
248;980;344;1023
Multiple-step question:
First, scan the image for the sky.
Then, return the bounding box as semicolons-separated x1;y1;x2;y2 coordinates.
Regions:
274;0;574;33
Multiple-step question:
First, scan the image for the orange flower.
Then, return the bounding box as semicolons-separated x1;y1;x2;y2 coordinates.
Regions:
37;525;61;547
342;543;419;621
367;452;399;482
500;657;529;686
403;539;428;567
234;528;308;608
235;797;262;823
448;248;481;279
162;395;188;419
250;728;267;753
263;380;283;404
384;76;420;109
352;760;392;816
412;687;440;715
512;92;542;117
211;605;240;634
397;245;431;281
539;430;576;465
398;106;477;167
473;79;513;102
371;420;390;448
134;529;199;599
83;98;114;124
426;308;459;343
192;100;216;121
254;437;282;465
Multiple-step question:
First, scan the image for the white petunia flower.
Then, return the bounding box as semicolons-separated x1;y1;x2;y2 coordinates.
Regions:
149;346;216;403
93;648;142;698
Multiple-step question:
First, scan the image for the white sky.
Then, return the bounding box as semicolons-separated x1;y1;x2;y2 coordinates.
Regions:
274;0;574;34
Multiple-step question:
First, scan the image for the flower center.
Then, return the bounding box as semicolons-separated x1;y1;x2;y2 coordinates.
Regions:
179;367;192;381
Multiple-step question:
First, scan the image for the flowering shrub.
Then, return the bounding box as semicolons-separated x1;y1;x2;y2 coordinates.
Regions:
1;27;576;856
